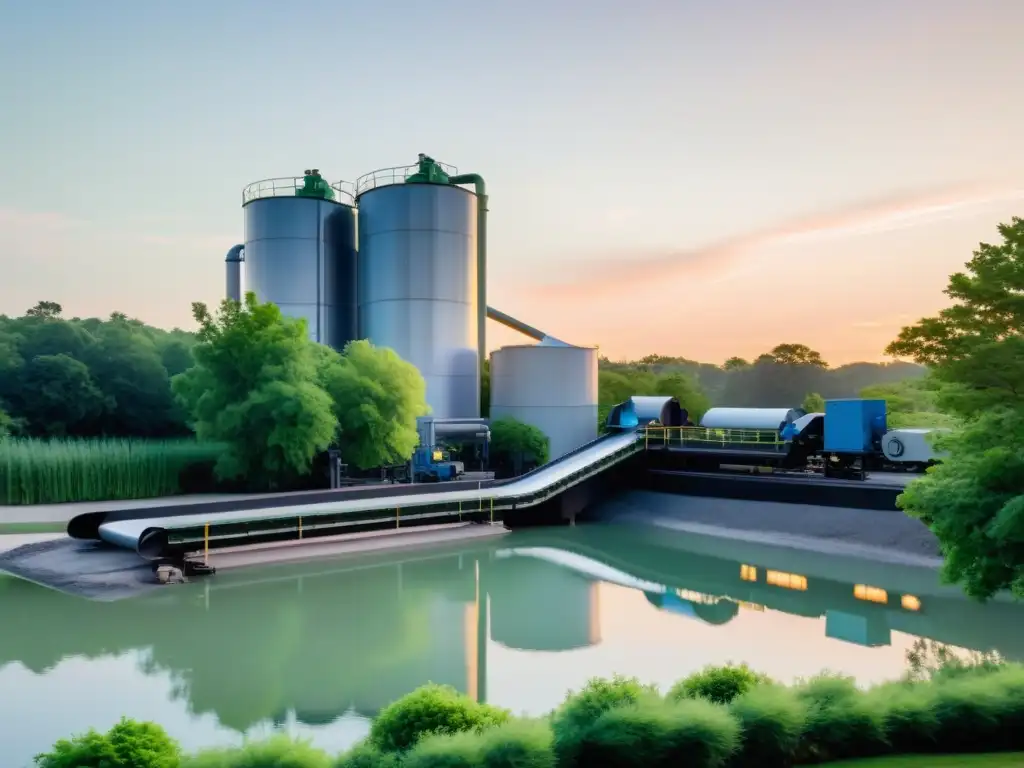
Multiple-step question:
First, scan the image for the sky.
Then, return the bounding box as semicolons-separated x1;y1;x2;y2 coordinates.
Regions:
1;0;1023;366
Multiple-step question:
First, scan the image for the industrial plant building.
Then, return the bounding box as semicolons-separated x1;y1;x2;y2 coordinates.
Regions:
225;155;599;463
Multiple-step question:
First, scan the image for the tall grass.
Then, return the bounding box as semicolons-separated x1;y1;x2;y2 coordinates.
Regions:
0;437;222;505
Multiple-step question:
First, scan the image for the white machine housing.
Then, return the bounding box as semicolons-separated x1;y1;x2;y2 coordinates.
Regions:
881;428;945;465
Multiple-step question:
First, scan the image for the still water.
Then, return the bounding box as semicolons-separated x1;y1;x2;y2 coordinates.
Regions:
2;522;1023;766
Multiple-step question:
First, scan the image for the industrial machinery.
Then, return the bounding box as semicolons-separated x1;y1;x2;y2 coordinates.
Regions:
412;445;465;482
410;416;487;482
610;396;944;479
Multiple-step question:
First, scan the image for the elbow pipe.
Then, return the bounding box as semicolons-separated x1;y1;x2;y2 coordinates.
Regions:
225;244;245;301
447;174;488;394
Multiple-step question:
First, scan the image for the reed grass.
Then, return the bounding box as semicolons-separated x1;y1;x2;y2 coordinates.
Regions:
0;438;221;505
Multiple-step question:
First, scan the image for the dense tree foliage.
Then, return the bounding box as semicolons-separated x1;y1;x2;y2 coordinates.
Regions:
318;339;429;470
0;302;193;438
172;295;338;490
888;216;1024;600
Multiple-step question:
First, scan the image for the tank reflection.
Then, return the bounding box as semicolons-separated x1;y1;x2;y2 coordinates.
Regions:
2;525;1023;735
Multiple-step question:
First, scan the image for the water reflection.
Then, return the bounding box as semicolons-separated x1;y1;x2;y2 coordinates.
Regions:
1;524;1022;764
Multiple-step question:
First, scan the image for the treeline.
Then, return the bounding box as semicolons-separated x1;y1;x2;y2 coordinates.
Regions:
1;302;929;442
0;301;196;438
597;342;929;426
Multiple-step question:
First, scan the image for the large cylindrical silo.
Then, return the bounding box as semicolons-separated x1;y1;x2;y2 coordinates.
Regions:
242;175;358;350
356;177;479;419
490;344;598;460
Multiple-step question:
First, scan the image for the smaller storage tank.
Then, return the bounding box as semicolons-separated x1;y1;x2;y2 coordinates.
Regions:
489;343;598;461
700;407;805;431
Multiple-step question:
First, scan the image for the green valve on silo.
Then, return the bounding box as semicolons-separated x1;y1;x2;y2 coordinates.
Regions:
295;169;336;200
405;154;450;184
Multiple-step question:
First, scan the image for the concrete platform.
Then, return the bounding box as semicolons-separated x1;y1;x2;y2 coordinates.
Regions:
0;523;508;601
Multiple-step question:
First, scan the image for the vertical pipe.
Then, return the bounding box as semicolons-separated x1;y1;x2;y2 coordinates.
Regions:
224;244;244;301
204;523;210;564
447;174;487;415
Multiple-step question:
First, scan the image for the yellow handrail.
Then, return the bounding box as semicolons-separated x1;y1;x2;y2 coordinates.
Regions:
640;425;785;447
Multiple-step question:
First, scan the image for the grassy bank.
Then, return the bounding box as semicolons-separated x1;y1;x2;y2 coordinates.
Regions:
0;438;221;505
34;662;1024;768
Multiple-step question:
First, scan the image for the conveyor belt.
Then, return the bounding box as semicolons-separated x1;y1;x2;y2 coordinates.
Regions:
77;431;642;560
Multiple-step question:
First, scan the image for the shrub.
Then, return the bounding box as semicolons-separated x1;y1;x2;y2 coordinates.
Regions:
34;718;181;768
402;730;481;768
929;665;1024;753
574;698;739;768
793;673;886;764
550;675;660;768
865;681;939;755
728;684;805;767
183;735;332;768
669;663;772;706
334;742;399;768
476;719;555;768
369;683;510;753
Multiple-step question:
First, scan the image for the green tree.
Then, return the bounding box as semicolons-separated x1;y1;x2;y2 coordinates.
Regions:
11;354;107;436
84;318;181;436
490;416;550;476
896;408;1024;600
319;339;429;470
886;216;1024;418
761;343;828;368
723;356;749;370
802;392;826;412
172;294;337;489
887;216;1024;600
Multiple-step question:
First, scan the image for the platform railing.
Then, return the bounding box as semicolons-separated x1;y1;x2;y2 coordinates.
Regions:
640;425;786;451
241;177;356;206
354;160;459;196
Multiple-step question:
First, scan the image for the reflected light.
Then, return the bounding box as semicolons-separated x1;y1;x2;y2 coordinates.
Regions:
737;601;765;612
901;594;922;612
675;588;720;605
740;564;758;582
766;570;808;591
854;585;888;604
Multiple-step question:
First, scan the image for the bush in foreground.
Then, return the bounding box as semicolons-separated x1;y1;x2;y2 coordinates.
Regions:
575;698;739;768
728;683;806;767
34;717;181;768
36;661;1024;768
368;683;511;753
550;675;660;768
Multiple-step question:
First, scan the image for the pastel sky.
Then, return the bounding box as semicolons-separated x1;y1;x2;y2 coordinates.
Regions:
2;0;1022;365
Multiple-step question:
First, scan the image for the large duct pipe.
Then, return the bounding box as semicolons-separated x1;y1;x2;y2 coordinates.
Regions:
225;243;245;301
448;173;488;383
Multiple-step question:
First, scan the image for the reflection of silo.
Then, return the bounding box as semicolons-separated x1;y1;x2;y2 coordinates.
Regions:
356;179;479;419
490;344;598;460
242;179;358;349
487;553;600;651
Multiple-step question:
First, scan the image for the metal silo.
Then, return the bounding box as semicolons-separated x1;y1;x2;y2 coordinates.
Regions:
355;157;479;419
241;171;358;350
490;342;599;461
